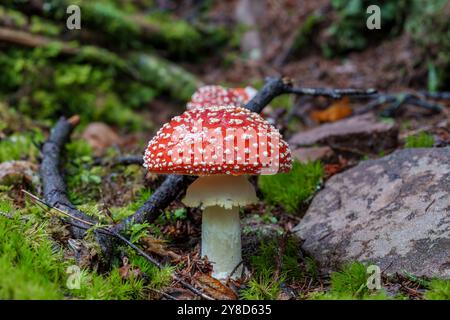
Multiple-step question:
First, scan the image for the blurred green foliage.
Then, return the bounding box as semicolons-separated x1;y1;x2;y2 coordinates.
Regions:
323;0;408;57
242;235;316;300
425;279;450;300
250;236;304;282
0;195;172;300
0;1;227;130
65;140;103;204
308;262;393;300
0;46;149;130
0;132;43;163
405;0;450;91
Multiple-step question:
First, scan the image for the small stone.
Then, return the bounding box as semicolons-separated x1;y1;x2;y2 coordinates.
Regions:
292;146;334;163
81;122;121;155
0;160;39;187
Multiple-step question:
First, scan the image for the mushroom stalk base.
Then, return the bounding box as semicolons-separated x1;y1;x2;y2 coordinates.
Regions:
202;205;242;280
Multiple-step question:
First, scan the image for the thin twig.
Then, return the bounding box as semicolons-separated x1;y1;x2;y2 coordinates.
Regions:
420;91;450;100
92;155;144;167
287;87;377;99
23;190;96;227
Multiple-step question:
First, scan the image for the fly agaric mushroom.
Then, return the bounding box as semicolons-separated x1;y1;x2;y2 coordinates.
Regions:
187;85;257;110
143;105;292;279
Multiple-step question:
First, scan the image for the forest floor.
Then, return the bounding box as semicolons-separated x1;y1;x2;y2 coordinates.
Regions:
0;0;449;300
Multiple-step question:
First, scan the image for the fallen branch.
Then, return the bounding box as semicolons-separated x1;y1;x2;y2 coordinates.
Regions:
287;87;377;99
93;155;144;167
21;190;214;300
39;116;113;256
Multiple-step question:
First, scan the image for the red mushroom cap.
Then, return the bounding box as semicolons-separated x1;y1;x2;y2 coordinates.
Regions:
187;85;253;110
143;105;292;175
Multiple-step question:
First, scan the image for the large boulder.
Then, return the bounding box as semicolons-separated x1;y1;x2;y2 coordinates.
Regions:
294;147;450;278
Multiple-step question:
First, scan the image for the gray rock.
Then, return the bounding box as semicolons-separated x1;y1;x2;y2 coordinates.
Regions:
288;114;398;154
292;146;334;163
294;147;450;278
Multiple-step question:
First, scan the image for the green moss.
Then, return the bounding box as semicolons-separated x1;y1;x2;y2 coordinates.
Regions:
241;271;283;300
0;196;171;300
330;262;370;296
405;132;434;148
270;94;293;110
65;140;103;204
129;53;200;102
0;197;66;300
0;215;66;299
0;47;148;130
126;222;150;244
145;12;202;57
30;16;61;37
70;268;145;300
308;262;393;300
308;290;391;300
129;255;174;289
156;207;188;226
35;0;219;56
250;236;303;281
424;279;450;300
0;132;43;163
258;161;323;214
242;235;307;300
0;6;27;27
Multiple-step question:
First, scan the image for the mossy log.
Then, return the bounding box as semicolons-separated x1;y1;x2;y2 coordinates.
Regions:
5;0;228;57
0;26;201;101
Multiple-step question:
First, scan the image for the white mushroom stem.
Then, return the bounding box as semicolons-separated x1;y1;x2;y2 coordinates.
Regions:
182;175;258;280
202;205;242;280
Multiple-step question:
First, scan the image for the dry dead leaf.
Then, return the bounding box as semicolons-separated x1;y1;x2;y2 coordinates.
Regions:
193;273;238;300
310;96;352;122
324;163;343;178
